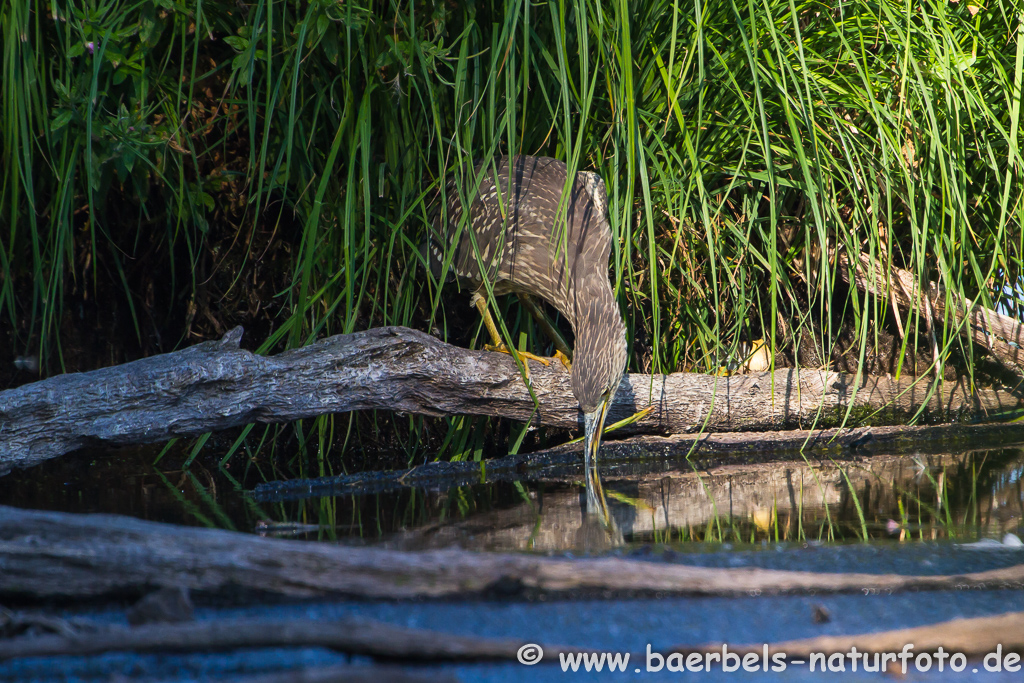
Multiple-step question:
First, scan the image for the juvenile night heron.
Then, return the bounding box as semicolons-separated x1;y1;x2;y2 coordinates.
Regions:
426;155;627;506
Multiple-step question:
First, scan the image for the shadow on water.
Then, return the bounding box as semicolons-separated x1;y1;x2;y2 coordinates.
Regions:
2;441;1022;556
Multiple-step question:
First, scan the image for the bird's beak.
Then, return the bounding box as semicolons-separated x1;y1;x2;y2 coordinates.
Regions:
583;397;612;521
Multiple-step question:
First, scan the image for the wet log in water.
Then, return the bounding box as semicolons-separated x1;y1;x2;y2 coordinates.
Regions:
3;609;1022;666
2;326;1023;473
679;611;1024;662
2;506;1023;601
0;615;572;663
253;421;1024;503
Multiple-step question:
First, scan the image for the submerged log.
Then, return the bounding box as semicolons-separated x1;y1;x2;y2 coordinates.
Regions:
2;506;1023;601
6;608;1021;666
0;615;579;663
253;421;1024;503
1;325;1022;473
674;611;1024;662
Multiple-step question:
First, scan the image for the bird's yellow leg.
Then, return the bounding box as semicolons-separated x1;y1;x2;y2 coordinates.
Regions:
517;293;573;371
471;294;550;375
551;349;572;371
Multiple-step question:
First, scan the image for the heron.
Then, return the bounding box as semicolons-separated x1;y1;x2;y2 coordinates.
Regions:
425;155;627;515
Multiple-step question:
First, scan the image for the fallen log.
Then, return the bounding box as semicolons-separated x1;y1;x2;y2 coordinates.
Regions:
680;611;1024;662
3;606;1021;673
6;609;1021;668
0;615;581;663
252;421;1024;502
2;506;1023;601
837;249;1024;374
2;326;1022;473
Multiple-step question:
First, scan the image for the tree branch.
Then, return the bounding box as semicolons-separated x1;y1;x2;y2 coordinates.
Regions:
1;326;1022;473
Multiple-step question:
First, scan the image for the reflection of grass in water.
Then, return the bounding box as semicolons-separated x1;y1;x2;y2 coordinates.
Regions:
848;451;1015;542
218;465;273;528
154;466;262;532
152;469;217;529
178;448;1022;547
834;461;869;542
659;457;841;545
638;451;1021;546
184;470;237;532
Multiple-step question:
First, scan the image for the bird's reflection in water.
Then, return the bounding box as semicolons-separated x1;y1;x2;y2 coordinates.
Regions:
574;456;623;552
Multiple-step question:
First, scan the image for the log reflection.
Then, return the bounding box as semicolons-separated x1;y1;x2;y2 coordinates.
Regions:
382;450;1024;552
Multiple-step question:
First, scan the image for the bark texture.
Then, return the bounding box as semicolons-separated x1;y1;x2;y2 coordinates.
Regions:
1;506;1022;601
676;612;1024;660
2;325;1022;473
0;616;570;662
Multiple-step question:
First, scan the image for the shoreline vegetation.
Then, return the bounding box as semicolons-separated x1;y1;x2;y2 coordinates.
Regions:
2;1;1022;468
2;4;1023;677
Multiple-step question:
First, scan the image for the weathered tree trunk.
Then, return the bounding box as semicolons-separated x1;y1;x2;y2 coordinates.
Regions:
689;612;1024;661
1;326;1022;473
4;609;1022;665
0;615;567;663
2;506;1023;601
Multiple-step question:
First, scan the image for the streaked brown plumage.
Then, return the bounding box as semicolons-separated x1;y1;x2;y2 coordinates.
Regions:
426;155;626;508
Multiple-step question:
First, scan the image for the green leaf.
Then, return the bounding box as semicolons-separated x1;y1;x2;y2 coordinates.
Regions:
322;29;339;65
50;109;73;132
223;36;248;51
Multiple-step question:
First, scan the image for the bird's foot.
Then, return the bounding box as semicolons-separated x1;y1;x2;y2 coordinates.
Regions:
552;349;572;371
484;343;551;377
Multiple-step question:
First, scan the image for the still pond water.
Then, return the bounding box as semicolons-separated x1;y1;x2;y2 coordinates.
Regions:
2;439;1024;681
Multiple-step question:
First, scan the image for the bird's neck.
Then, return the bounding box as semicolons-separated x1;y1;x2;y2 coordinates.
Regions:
571;272;624;348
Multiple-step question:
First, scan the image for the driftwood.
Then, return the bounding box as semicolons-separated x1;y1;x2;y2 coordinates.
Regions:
2;326;1023;473
684;611;1024;661
2;506;1023;601
5;609;1021;667
0;615;582;662
838;249;1024;374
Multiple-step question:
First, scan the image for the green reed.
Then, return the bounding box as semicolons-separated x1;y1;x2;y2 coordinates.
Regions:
1;1;1021;466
